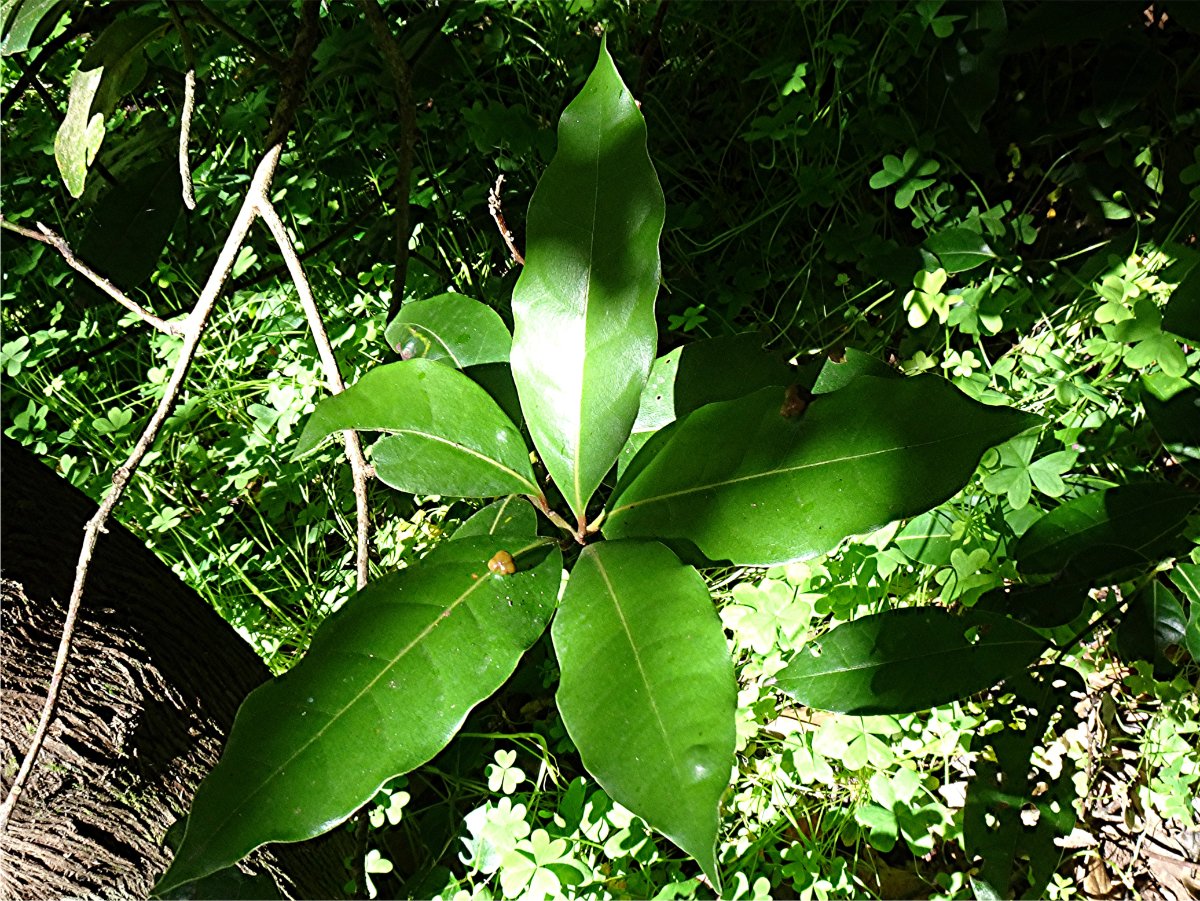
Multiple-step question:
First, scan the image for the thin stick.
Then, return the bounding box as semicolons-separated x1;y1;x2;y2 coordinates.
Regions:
488;174;525;266
189;0;284;70
0;145;284;837
0;219;183;337
168;3;198;210
256;200;372;589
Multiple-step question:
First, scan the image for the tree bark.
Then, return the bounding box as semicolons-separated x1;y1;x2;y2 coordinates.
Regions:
0;437;355;899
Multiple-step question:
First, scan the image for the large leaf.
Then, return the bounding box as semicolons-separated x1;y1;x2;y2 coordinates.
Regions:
964;665;1082;900
923;227;995;274
385;293;511;368
606;375;1038;566
975;573;1093;628
76;160;182;290
552;539;735;888
154;536;562;895
509;39;665;520
54;65;105;198
618;333;792;477
1144;383;1200;477
294;359;538;498
894;508;959;567
1013;483;1200;577
774;607;1045;714
1163;264;1200;343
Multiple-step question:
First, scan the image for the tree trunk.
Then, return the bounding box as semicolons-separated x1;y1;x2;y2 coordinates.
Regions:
0;437;356;899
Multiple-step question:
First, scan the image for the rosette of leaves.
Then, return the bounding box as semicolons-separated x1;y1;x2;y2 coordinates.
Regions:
155;42;1043;895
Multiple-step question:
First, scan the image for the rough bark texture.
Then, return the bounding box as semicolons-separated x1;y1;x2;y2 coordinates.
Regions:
0;437;355;899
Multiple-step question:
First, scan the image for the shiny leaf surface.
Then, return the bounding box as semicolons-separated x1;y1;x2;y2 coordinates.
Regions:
384;293;511;368
552;539;735;888
454;495;538;541
606;375;1038;566
509;40;665;519
155;537;562;895
294;359;538;498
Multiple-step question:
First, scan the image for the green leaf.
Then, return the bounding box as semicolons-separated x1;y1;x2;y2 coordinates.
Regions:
1116;581;1187;678
1;0;65;55
54;66;105;198
153;536;562;895
894;508;959;567
77;160;182;289
509;39;665;519
454;495;538;541
775;608;1045;714
384;294;511;368
975;573;1093;628
922;227;995;274
294;360;538;498
810;348;898;395
606;375;1038;566
617;333;792;476
552;539;735;888
964;665;1082;900
1013;483;1200;577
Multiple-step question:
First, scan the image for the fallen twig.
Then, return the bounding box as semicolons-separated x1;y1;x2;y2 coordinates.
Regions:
488;174;525;266
168;3;198;210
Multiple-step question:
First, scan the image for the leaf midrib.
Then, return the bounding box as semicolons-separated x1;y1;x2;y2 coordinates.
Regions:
379;427;537;492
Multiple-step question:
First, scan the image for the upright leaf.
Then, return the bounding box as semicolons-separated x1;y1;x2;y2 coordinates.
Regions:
552;539;735;888
55;66;105;198
1;0;65;55
294;359;539;498
1013;483;1200;577
509;39;665;520
453;495;538;541
154;537;562;895
1116;580;1187;678
385;293;511;368
606;375;1038;566
775;608;1045;715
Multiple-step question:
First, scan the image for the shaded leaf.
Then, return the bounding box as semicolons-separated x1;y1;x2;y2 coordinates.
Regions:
1163;265;1200;343
606;375;1038;566
454;495;538;541
385;294;511;368
975;573;1094;628
509;39;665;519
1116;580;1187;678
77;160;182;290
1144;383;1200;477
1;0;65;55
154;536;562;895
294;360;538;498
552;539;735;888
1013;483;1200;577
775;607;1044;715
965;666;1083;900
894;508;959;567
923;227;995;274
810;348;898;395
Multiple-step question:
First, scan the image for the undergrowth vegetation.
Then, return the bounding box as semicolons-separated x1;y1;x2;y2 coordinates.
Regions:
2;1;1198;898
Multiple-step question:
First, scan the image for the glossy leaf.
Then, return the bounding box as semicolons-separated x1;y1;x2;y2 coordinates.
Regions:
154;536;562;895
454;495;538;541
606;375;1038;566
894;508;959;567
552;539;735;888
77;160;182;289
618;334;792;476
1013;483;1200;577
775;607;1045;714
384;293;511;368
1;0;64;55
294;359;538;498
809;348;898;395
509;39;665;519
1116;581;1187;678
965;665;1082;900
923;227;995;274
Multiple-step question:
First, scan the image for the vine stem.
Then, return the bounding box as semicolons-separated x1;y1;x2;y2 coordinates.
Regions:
257;200;372;589
0;145;283;836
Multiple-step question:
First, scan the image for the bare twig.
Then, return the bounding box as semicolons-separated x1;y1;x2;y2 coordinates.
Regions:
1;1;327;835
358;0;416;322
168;2;198;210
0;219;184;337
0;146;285;837
488;174;525;266
256;200;372;589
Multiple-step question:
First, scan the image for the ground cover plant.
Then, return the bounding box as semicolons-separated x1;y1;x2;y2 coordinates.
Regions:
2;1;1198;899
